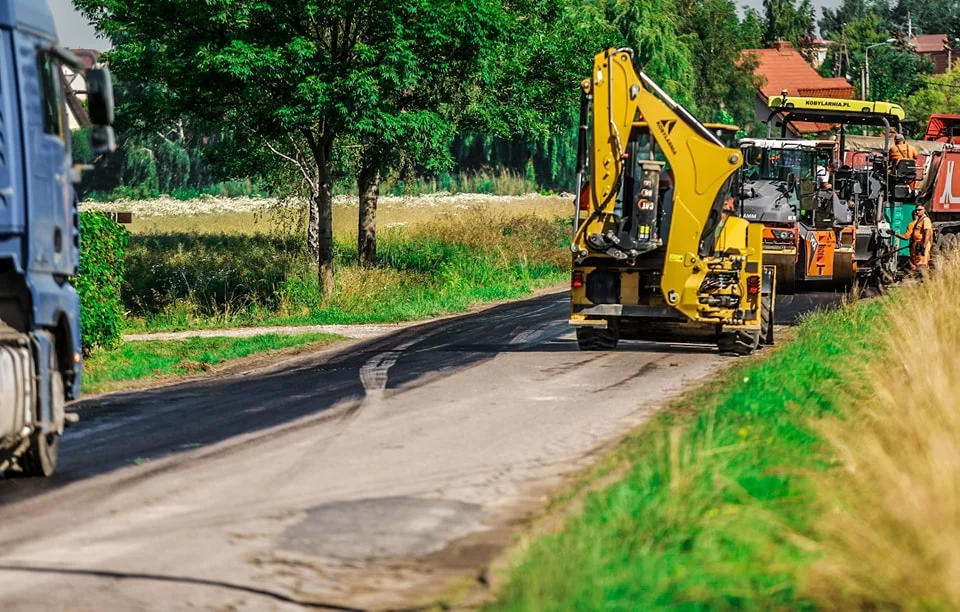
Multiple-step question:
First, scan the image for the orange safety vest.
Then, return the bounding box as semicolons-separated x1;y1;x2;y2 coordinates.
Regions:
890;143;918;163
907;216;933;266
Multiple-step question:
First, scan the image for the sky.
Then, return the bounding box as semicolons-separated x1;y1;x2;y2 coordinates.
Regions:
48;0;846;51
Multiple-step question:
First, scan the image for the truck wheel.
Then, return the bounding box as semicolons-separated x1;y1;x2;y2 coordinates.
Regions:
942;232;958;254
776;262;796;295
17;350;63;477
717;328;760;356
761;291;774;346
576;321;619;351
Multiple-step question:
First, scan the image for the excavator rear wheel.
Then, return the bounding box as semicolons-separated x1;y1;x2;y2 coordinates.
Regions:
576;321;620;351
717;327;760;356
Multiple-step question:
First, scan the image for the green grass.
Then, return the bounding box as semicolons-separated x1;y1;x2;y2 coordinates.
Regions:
122;208;570;333
490;299;886;610
82;333;341;395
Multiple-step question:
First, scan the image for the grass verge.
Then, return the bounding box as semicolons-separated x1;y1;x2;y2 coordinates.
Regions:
493;253;960;610
489;297;887;609
82;333;342;395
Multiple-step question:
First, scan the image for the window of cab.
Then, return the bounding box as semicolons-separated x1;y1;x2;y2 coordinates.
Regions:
36;51;66;144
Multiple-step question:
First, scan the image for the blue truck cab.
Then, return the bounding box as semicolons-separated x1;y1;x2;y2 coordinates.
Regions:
0;0;114;477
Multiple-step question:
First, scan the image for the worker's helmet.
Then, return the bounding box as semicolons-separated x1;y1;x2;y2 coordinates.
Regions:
895;134;906;143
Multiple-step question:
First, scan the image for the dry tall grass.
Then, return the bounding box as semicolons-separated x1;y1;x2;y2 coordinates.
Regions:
805;253;960;609
83;194;572;238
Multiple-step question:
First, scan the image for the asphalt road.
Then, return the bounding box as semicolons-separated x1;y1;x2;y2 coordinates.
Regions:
0;290;842;611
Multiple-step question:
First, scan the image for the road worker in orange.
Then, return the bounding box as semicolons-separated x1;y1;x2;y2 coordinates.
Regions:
889;134;918;164
889;134;920;190
895;204;934;273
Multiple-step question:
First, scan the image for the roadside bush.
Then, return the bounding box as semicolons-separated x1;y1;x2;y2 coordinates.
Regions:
77;212;129;351
125;233;307;316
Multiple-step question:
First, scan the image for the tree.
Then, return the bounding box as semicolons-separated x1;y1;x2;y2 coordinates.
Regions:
884;0;960;41
906;69;960;136
820;13;886;91
762;0;815;47
602;0;698;108
819;0;872;40
740;8;766;49
867;46;934;102
677;0;762;125
75;0;501;294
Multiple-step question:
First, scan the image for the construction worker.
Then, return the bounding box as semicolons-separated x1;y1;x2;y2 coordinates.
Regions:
889;133;918;166
816;161;834;190
894;204;934;273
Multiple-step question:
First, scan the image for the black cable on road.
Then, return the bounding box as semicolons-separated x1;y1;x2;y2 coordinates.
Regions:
0;564;366;611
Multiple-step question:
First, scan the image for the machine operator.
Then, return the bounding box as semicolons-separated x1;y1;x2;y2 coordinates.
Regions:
889;134;918;165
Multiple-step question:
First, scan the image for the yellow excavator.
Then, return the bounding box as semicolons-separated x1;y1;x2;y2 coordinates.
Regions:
569;48;775;354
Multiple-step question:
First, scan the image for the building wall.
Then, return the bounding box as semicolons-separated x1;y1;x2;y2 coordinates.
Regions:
754;95;801;138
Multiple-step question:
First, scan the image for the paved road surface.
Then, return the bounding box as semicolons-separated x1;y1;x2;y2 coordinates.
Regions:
0;291;840;611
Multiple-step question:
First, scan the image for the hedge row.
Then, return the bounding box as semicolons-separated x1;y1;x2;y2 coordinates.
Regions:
76;212;129;352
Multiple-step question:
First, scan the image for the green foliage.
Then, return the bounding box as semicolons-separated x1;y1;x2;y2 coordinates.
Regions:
906;70;960;136
120;142;159;196
71;129;96;165
491;301;887;610
678;0;762;125
76;212;129;351
608;0;698;109
124;233;307;317
820;9;934;102
155;138;191;194
739;8;765;49
881;0;960;43
867;46;934;103
819;0;871;40
762;0;815;47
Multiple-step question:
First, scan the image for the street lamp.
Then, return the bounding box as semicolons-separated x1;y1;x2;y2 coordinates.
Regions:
863;38;896;99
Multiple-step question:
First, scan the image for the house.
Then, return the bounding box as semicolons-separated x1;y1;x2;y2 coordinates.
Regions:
911;34;953;74
808;38;832;69
742;41;856;136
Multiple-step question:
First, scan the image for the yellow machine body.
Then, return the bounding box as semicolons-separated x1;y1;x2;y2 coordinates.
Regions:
569;49;773;353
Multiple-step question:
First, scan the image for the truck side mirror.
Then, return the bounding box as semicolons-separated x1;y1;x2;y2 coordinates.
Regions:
89;125;116;155
86;67;114;126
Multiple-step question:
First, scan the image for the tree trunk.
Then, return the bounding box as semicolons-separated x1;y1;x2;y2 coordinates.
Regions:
307;189;320;262
310;133;336;299
357;165;380;266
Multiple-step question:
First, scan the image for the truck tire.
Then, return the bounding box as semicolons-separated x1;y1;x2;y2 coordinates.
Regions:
717;327;760;356
576;321;619;351
16;349;62;477
776;262;795;295
941;232;958;254
761;291;774;346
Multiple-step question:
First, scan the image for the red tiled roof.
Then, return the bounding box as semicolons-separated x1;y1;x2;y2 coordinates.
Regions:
743;43;855;100
912;34;950;53
742;42;855;134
